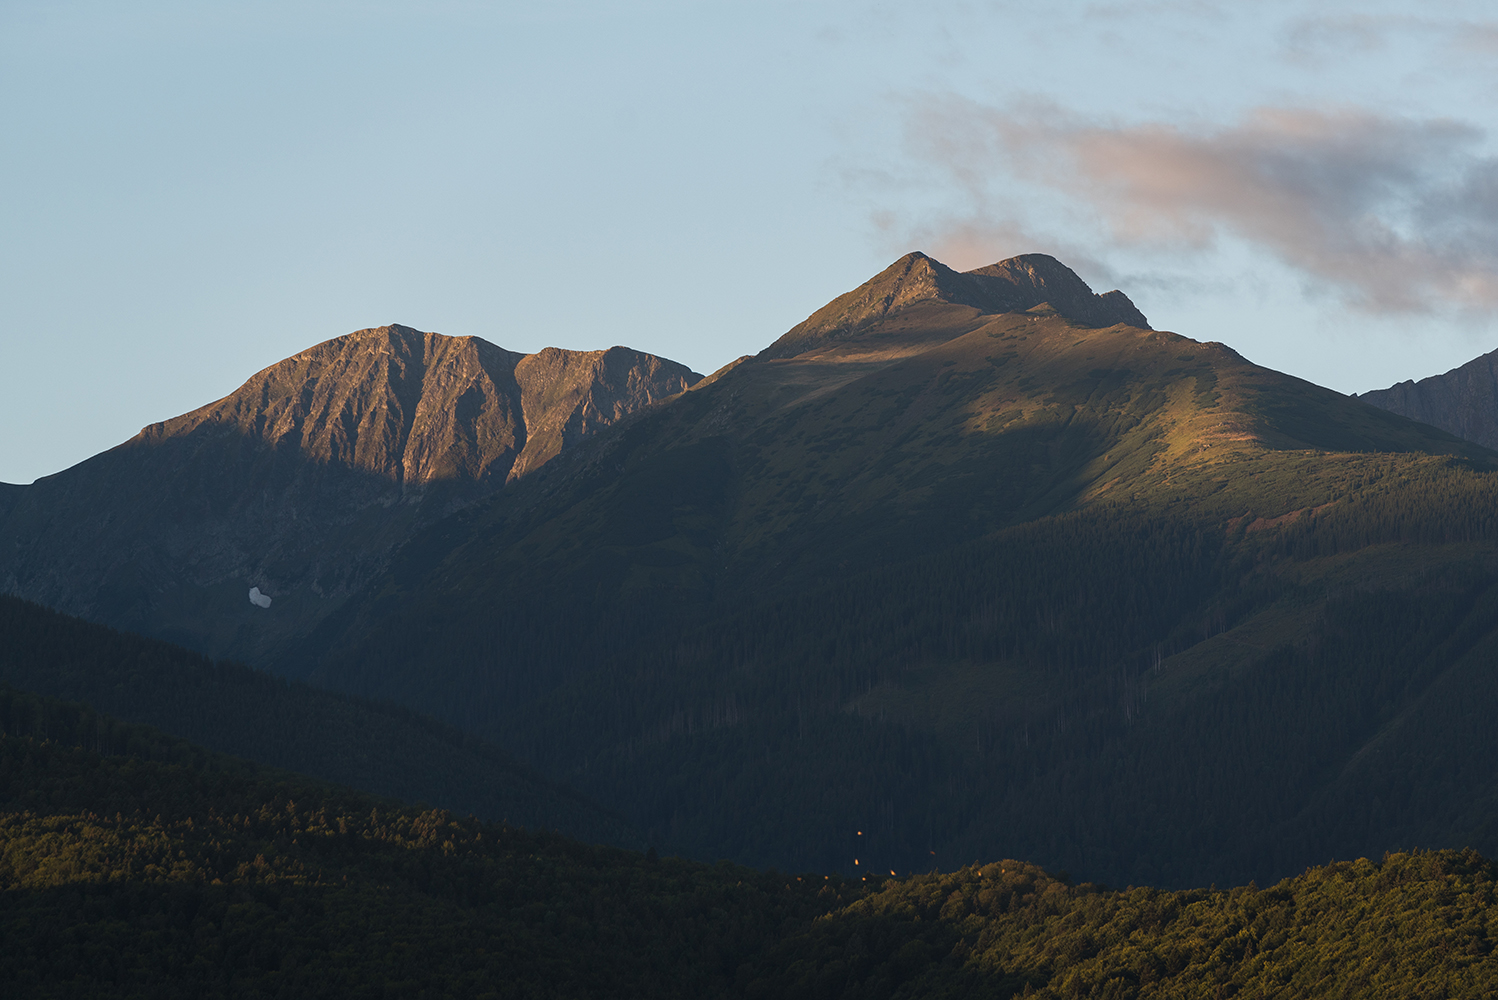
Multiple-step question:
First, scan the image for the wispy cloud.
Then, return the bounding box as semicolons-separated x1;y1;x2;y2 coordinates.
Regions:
1275;12;1498;61
906;100;1498;315
1452;20;1498;53
1276;14;1402;63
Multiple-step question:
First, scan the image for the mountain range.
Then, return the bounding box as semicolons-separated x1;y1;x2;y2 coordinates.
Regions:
7;252;1498;892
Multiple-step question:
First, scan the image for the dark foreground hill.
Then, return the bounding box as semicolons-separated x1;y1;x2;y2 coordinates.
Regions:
288;253;1498;888
0;325;699;666
0;595;636;846
5;688;1498;998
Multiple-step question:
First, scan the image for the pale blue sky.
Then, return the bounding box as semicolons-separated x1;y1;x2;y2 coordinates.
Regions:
6;0;1498;483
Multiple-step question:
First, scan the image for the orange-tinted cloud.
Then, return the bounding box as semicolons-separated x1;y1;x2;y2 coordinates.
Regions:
910;100;1498;315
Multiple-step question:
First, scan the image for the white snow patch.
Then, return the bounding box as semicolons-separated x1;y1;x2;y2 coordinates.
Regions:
249;587;272;609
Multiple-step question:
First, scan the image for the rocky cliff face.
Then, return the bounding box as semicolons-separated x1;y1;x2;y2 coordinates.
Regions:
1359;347;1498;452
0;325;698;665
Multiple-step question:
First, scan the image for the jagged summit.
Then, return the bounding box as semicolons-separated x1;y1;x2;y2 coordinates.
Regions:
144;324;699;488
760;251;1149;360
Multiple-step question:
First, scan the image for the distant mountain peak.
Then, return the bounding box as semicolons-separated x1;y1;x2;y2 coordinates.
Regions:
139;326;697;490
761;251;1149;360
0;326;700;667
1359;346;1498;451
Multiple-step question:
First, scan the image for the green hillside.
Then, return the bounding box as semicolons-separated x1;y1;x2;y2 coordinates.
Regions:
6;688;1498;997
276;253;1498;887
0;596;637;847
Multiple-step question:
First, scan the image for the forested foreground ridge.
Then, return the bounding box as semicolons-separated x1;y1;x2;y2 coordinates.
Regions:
4;693;1498;998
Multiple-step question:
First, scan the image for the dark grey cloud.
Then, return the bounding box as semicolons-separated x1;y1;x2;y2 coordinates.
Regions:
909;101;1498;315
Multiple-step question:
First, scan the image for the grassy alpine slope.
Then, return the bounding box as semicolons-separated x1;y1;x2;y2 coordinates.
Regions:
289;253;1498;887
5;688;1498;998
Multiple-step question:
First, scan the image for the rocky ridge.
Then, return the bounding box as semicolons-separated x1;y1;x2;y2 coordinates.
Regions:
1360;346;1498;451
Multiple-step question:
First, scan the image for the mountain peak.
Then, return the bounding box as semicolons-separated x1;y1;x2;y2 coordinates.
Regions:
960;254;1151;330
761;251;1149;360
966;251;1084;286
0;326;700;668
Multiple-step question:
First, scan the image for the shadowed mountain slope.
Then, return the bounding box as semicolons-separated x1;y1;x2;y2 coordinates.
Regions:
1361;344;1498;451
0;594;638;846
0;325;698;664
290;253;1498;887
